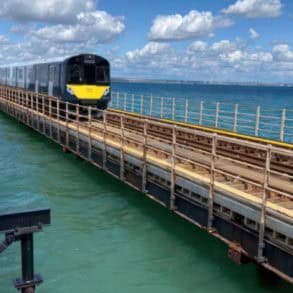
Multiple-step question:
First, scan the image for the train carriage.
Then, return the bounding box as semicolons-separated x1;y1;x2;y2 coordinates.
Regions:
0;54;111;110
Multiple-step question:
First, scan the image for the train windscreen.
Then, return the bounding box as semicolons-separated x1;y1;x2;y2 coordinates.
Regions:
68;58;110;85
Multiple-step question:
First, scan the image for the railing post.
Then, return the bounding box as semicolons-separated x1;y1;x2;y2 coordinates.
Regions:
170;125;177;210
76;104;80;154
120;115;125;180
65;102;69;147
184;99;189;123
280;109;286;142
131;94;134;112
116;92;120;108
208;133;216;230
171;97;175;120
233;104;238;132
150;95;153;116
123;93;126;111
257;145;271;262
103;112;107;169
215;102;220;128
31;95;34;128
199;101;203;125
140;95;143;114
57;99;60;142
160;97;164;118
142;119;147;193
255;106;260;137
88;106;92;160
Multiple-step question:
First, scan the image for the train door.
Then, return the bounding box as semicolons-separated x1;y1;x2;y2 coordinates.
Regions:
48;65;55;96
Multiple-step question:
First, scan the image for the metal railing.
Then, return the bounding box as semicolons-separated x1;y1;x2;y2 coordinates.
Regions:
110;92;293;144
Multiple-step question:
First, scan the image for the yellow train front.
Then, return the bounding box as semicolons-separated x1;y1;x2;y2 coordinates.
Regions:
64;54;111;110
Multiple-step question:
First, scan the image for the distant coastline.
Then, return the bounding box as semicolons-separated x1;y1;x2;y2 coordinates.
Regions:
112;77;293;88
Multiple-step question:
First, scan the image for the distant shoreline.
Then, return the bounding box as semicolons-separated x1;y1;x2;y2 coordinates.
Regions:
112;77;293;88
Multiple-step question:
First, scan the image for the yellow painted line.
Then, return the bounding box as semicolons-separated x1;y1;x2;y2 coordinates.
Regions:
110;108;293;149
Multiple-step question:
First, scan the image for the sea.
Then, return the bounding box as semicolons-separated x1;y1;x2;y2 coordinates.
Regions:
0;81;292;292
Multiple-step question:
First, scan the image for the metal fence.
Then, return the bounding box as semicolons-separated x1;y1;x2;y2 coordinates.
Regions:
110;92;293;143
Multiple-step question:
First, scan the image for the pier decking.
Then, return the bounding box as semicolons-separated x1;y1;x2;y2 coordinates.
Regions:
0;86;292;283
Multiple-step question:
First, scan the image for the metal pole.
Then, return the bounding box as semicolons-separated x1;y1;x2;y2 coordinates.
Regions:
21;234;34;293
215;102;220;128
123;93;126;111
131;94;134;112
142;119;147;193
184;99;189;123
150;95;153;116
280;109;286;142
257;146;271;262
76;104;80;154
170;125;176;210
199;101;203;125
140;95;143;114
208;134;216;230
65;102;69;147
88;106;92;160
103;112;107;169
160;97;164;118
171;98;175;120
233;104;238;132
255;106;260;137
57;100;60;142
116;92;120;108
120;114;125;180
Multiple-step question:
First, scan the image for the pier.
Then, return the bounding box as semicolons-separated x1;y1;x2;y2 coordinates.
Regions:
0;85;292;283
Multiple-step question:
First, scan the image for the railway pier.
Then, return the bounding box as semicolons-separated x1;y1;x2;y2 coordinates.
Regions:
0;85;292;284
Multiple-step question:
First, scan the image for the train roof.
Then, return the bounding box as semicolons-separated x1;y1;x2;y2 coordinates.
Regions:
0;56;69;68
0;54;109;68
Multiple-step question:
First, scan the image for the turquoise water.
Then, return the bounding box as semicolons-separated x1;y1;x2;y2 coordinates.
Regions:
0;108;292;290
112;82;293;109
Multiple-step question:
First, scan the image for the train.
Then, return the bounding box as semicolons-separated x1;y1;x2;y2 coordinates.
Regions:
0;54;111;110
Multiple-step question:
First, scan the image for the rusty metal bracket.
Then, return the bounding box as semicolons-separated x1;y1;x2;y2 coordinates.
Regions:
228;242;243;265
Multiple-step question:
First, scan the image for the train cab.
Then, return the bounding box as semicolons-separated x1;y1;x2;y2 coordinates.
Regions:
65;54;111;109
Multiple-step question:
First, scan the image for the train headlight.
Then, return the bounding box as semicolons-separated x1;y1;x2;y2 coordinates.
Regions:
66;86;75;95
103;87;110;96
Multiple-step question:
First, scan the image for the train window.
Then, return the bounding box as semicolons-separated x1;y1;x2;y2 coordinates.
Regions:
69;64;82;84
84;64;95;84
96;67;109;83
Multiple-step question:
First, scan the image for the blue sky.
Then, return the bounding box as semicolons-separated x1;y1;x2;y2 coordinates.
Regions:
0;0;293;83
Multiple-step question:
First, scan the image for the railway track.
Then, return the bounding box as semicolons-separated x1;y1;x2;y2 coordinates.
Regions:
107;109;293;177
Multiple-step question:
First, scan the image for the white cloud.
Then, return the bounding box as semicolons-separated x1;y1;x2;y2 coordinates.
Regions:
148;10;232;41
126;42;171;63
187;41;207;53
210;40;238;52
32;11;125;44
0;0;96;23
118;40;288;82
249;28;260;39
272;44;293;62
0;35;9;44
223;0;282;18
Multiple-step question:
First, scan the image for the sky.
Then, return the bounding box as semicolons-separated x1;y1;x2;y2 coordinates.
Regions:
0;0;293;83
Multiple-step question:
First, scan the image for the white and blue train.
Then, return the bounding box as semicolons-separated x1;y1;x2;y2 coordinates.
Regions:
0;54;111;109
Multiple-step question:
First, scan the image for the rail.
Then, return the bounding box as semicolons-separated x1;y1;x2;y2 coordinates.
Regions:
110;92;293;144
